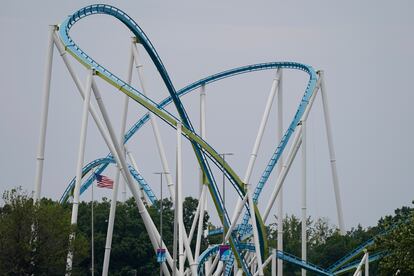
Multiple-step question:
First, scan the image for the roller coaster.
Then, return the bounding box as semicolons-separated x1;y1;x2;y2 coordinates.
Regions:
33;4;384;275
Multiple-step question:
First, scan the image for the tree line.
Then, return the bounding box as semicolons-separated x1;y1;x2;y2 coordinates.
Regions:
0;187;412;275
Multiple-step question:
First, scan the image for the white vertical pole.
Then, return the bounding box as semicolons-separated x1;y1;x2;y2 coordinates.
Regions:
319;71;345;234
159;173;164;276
173;176;178;276
228;70;281;238
34;25;56;201
247;184;264;275
91;178;94;276
66;68;94;274
194;184;207;262
131;43;175;199
131;48;196;272
224;70;280;275
365;250;369;275
205;254;212;275
102;43;135;276
263;78;321;222
200;84;206;195
244;69;280;184
132;45;197;274
301;121;307;276
176;123;184;275
195;84;207;264
276;69;284;276
271;249;276;276
92;80;173;275
119;42;135;202
244;69;282;276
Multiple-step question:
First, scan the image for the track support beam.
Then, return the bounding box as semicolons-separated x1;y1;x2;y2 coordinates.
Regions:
34;25;56;201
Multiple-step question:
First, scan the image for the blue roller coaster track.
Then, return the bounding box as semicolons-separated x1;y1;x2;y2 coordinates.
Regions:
60;157;157;205
55;4;401;275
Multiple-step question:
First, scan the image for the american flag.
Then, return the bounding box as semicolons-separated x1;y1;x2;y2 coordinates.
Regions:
95;173;114;189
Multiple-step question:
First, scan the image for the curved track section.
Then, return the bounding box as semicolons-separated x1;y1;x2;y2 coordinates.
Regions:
62;62;316;209
58;4;317;274
59;6;271;270
60;157;157;205
198;244;333;276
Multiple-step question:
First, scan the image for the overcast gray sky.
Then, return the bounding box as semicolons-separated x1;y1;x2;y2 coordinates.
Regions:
1;0;413;230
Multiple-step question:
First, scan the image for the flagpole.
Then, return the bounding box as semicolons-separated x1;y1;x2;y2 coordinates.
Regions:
91;177;95;276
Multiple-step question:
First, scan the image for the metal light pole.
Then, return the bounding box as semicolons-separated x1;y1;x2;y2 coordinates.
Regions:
91;179;95;276
220;153;233;242
154;172;168;276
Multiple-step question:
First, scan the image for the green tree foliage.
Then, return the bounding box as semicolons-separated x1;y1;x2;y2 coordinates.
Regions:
1;186;413;275
0;188;87;275
74;196;209;275
374;202;414;275
268;215;380;275
0;189;208;276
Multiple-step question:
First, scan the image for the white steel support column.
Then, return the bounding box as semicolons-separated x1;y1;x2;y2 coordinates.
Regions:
319;71;345;234
176;123;184;275
66;68;94;274
199;84;206;195
131;47;198;273
194;184;207;262
244;70;280;184
131;42;175;200
118;42;134;202
253;254;273;276
206;252;220;276
34;25;56;201
225;194;248;242
213;262;223;276
125;146;149;205
205;255;212;275
223;70;280;275
263;127;302;223
352;252;368;276
206;195;248;275
133;44;197;272
276;70;284;276
185;190;203;245
301;121;307;276
365;250;369;275
54;32;173;275
263;78;321;222
195;84;207;265
132;43;196;273
102;44;134;276
271;249;276;276
246;70;282;276
92;80;173;275
247;184;264;275
52;33;119;167
229;70;280;233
